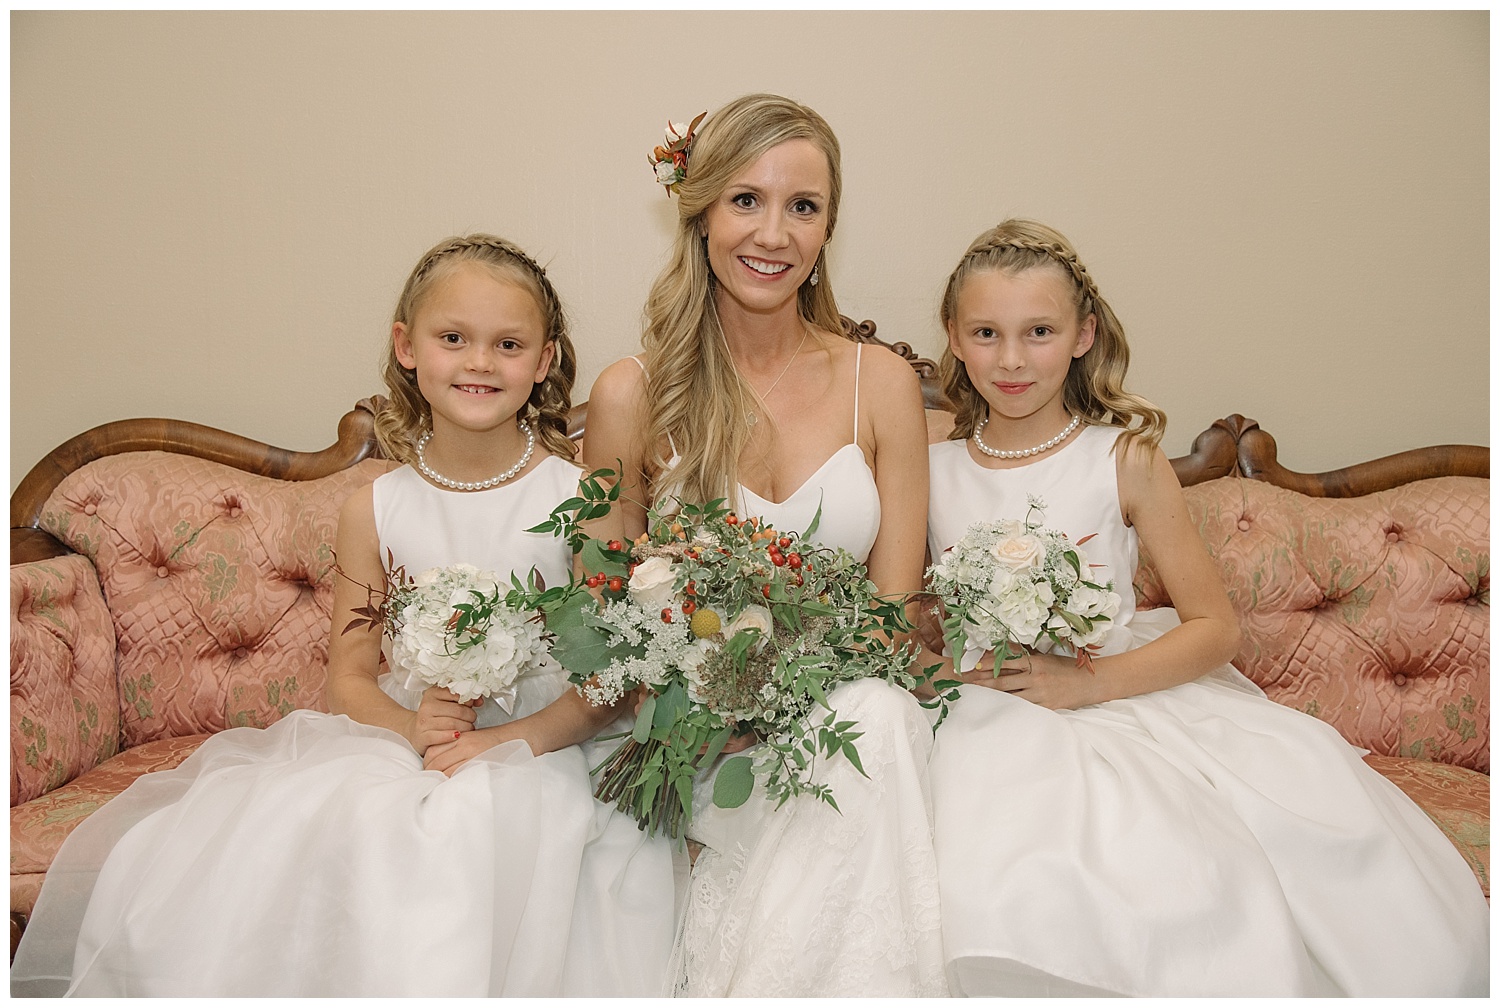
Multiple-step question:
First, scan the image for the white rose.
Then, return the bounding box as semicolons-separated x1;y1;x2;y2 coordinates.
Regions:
724;605;774;650
665;121;690;144
654;160;679;184
628;555;678;611
990;533;1046;571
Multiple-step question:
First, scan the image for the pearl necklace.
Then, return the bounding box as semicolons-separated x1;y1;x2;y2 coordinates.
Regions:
972;415;1080;459
745;329;809;427
415;422;535;491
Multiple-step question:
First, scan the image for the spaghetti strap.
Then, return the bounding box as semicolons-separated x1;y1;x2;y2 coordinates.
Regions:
852;343;862;440
630;355;678;457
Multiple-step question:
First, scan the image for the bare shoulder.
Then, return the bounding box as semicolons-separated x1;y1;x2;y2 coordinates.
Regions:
588;355;648;409
1114;436;1185;527
338;480;377;530
854;340;922;396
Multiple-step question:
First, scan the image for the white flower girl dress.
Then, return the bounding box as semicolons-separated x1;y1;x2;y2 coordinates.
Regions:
925;425;1489;997
12;456;680;997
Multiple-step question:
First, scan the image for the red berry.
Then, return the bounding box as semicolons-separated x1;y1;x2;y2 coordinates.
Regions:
761;584;772;598
788;553;803;569
683;600;697;615
607;576;623;592
684;580;697;596
660;608;673;623
778;537;791;549
725;514;739;525
771;552;787;567
607;539;624;553
791;573;804;587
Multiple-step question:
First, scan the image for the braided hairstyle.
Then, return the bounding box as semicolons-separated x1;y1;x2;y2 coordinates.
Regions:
938;219;1166;452
376;234;577;465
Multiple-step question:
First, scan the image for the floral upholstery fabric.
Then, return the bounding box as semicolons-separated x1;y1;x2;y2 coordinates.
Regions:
10;734;209;920
37;454;396;749
1363;754;1489;898
1137;476;1489;773
11;555;121;806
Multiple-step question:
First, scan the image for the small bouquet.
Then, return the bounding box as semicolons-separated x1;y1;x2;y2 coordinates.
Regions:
926;496;1121;676
526;475;930;839
343;559;555;713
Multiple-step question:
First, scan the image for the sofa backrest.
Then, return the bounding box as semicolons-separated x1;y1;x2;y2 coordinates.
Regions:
11;553;121;805
1136;475;1489;773
37;452;396;749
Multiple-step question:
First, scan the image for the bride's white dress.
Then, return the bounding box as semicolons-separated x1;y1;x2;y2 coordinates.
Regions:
11;456;680;997
925;426;1489;997
670;346;948;997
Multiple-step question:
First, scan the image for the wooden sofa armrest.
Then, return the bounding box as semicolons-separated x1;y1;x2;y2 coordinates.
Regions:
11;397;390;565
1215;414;1489;496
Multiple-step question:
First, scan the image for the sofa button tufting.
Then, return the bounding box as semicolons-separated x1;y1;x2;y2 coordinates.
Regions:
234;647;249;659
156;566;169;578
1237;519;1251;532
84;504;97;516
229;506;242;519
1386;531;1400;543
1393;673;1408;686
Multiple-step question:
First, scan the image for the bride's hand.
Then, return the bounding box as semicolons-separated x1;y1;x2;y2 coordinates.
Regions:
915;597;947;655
409;686;482;754
963;651;1105;710
631;685;757;757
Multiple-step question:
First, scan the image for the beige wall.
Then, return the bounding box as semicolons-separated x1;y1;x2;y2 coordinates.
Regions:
11;11;1488;489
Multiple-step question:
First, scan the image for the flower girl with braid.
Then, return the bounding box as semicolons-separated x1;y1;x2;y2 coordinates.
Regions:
12;235;679;998
923;218;1489;997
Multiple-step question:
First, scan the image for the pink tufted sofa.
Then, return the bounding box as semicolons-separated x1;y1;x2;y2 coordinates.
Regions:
10;331;1491;954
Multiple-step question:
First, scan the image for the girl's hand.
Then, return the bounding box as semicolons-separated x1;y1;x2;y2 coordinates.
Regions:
964;651;1105;711
422;724;522;776
410;686;482;754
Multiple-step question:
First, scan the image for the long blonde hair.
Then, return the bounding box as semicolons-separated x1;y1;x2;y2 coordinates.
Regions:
938;219;1166;452
641;93;844;505
375;234;577;465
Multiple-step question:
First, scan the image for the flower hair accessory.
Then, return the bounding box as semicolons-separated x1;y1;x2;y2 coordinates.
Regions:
649;111;706;196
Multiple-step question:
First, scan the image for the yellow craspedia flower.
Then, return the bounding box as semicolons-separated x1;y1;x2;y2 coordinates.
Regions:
689;608;722;639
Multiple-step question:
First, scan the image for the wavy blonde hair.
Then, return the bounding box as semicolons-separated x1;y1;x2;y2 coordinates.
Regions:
375;234;577;465
641;93;844;505
938;219;1166;453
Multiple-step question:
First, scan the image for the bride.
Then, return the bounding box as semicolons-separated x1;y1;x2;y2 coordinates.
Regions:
584;93;946;997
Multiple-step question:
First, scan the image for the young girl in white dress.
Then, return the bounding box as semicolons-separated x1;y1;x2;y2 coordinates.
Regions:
586;94;946;997
11;235;679;997
923;218;1489;997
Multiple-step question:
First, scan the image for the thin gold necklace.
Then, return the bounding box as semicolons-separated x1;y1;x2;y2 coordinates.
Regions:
744;329;809;427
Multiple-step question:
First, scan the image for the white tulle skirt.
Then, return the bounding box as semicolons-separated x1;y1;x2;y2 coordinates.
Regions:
929;608;1489;997
671;677;948;997
11;671;680;997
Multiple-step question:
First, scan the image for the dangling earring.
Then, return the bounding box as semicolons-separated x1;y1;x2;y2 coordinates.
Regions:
809;266;820;286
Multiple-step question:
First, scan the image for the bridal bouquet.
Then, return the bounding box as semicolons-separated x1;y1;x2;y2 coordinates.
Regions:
343;559;554;712
526;477;928;839
926;496;1121;675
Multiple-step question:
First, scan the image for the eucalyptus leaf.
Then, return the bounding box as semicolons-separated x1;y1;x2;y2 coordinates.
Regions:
632;695;656;743
712;755;755;808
